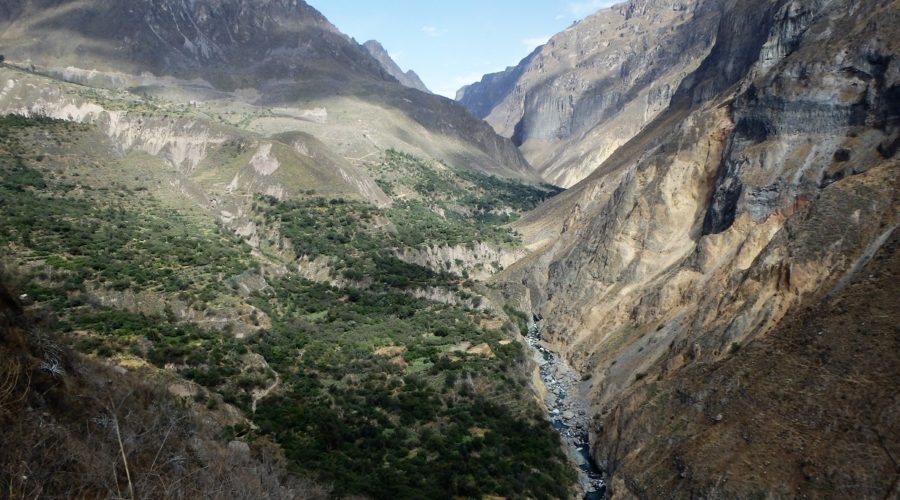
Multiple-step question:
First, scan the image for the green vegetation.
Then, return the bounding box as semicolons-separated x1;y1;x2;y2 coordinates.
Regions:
257;149;563;268
374;150;561;212
372;150;562;248
251;274;572;498
0;116;573;499
0;114;263;405
261;195;460;285
251;188;574;497
387;199;522;248
0;117;253;311
504;305;531;337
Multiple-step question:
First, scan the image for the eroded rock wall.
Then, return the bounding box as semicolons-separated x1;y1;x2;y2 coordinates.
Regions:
503;0;899;496
0;74;226;172
395;242;527;281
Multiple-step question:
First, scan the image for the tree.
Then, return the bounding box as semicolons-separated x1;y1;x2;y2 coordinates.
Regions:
0;55;5;65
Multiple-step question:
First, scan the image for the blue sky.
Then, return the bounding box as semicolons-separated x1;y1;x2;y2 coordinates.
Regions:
310;1;620;97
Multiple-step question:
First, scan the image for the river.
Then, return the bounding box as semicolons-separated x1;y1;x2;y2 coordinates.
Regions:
527;321;606;499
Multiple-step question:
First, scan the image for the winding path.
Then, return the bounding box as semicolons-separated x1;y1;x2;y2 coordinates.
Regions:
251;372;281;414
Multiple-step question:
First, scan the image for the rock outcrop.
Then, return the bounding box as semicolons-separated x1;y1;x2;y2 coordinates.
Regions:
363;40;431;93
395;241;527;281
499;0;900;496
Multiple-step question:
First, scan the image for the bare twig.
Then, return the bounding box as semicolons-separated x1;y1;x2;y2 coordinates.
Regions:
106;395;136;500
149;421;178;472
113;413;135;500
114;464;122;500
0;358;21;408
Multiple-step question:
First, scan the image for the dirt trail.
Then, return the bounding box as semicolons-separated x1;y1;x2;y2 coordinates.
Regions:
251;373;281;414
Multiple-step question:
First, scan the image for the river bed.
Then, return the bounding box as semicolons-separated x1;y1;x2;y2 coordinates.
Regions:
527;321;606;499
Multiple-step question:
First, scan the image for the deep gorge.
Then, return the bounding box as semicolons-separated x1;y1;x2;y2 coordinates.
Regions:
1;0;898;498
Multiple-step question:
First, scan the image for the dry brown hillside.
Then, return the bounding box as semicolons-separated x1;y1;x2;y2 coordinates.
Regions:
604;230;900;498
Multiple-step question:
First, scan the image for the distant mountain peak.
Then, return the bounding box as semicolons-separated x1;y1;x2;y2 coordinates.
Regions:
0;0;393;89
363;40;431;93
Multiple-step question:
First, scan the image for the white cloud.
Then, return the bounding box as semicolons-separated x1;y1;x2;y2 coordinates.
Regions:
566;0;618;17
421;25;447;38
389;51;405;62
522;35;551;49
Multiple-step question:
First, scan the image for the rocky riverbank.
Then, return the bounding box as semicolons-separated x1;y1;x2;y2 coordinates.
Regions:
527;321;606;498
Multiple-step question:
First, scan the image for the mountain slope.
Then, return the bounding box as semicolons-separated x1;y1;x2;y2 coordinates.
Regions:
498;0;900;496
0;0;536;183
0;0;389;86
457;0;721;187
0;99;572;499
606;228;900;498
0;2;582;497
0;267;328;499
363;40;431;93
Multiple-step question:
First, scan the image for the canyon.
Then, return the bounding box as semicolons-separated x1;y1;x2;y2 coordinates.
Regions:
483;0;899;497
1;0;898;498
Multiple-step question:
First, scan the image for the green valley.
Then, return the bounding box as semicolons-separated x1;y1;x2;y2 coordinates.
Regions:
0;114;572;498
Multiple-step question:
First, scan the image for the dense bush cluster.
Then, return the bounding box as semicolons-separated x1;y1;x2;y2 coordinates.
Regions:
251;187;574;496
372;150;562;248
249;274;573;498
0;119;252;309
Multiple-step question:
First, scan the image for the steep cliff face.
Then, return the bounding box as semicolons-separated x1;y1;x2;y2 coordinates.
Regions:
457;0;723;187
603;228;900;498
456;48;539;119
395;242;527;281
501;0;899;496
363;40;431;93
